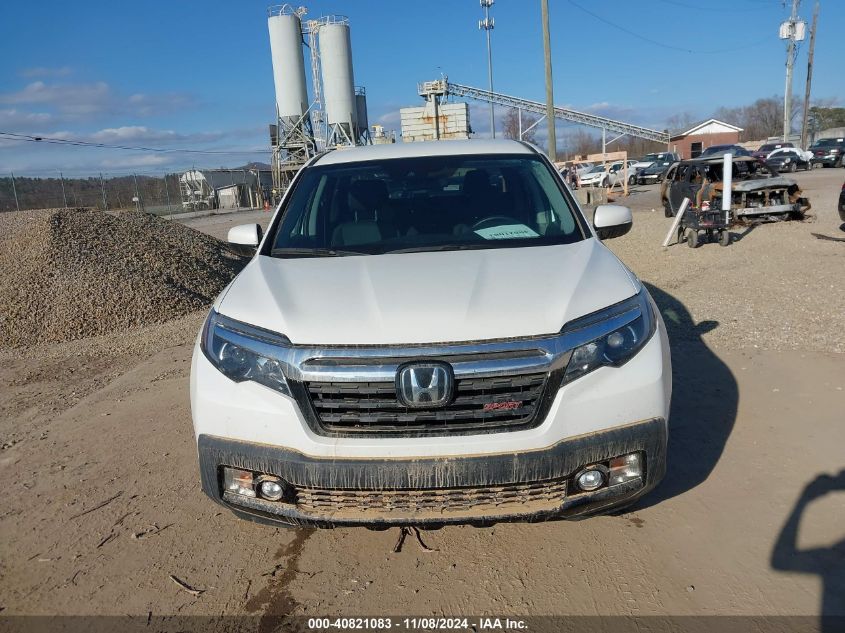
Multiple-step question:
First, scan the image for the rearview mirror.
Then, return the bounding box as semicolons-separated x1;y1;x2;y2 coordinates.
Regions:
593;204;632;240
227;223;263;256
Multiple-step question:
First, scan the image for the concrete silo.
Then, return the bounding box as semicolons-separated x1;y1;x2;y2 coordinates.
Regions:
267;6;309;123
266;5;315;198
319;19;358;145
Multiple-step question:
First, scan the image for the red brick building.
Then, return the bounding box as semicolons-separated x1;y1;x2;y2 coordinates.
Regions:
669;119;744;159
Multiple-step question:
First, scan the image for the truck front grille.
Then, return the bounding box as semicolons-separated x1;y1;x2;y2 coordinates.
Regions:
303;372;549;435
294;478;568;519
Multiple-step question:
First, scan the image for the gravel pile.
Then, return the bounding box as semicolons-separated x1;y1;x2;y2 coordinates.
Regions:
0;208;244;348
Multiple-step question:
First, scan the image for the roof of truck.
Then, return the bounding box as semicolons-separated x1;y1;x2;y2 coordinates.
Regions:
315;139;536;165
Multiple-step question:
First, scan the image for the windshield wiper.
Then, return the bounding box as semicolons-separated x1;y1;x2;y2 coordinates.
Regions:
270;247;369;258
385;243;494;254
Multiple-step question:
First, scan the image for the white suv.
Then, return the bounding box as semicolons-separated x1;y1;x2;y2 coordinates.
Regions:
190;139;672;528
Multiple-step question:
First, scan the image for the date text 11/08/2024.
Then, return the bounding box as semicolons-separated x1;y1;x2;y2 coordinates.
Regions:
306;617;528;630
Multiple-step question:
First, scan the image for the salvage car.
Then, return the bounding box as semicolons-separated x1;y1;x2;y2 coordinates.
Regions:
633;159;674;186
752;142;793;161
699;144;753;158
809;137;845;168
765;147;811;173
631;151;679;171
191;139;671;528
580;161;636;188
579;163;612;187
661;156;805;222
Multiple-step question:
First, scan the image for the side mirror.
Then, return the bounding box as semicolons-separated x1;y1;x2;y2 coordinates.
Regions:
593;204;632;240
227;223;263;256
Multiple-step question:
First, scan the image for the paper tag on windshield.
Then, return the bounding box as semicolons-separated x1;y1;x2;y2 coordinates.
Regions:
474;224;540;240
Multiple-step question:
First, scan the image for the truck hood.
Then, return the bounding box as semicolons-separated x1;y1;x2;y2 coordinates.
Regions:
217;239;639;345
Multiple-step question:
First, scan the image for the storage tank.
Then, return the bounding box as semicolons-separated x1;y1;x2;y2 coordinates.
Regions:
355;87;369;138
267;6;309;122
319;19;357;133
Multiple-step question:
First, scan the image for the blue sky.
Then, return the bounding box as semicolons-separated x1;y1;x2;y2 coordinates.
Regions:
1;0;842;176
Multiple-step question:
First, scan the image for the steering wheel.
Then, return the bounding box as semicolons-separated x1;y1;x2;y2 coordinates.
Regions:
471;215;522;231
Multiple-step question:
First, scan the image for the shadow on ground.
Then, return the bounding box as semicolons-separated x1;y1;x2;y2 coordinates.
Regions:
634;283;739;510
772;470;845;633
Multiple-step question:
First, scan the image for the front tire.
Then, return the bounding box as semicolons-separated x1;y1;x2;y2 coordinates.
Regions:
719;230;731;247
686;228;699;248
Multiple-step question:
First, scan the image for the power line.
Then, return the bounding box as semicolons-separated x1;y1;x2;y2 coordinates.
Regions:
0;131;270;155
566;0;771;54
656;0;771;12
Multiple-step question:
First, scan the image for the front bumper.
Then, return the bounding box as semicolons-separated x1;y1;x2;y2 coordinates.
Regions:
198;417;667;528
811;154;841;166
637;175;661;184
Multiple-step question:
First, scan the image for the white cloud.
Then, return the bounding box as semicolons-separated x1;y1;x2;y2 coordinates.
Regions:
20;66;74;78
0;81;194;122
0;108;54;127
99;154;173;169
84;126;224;144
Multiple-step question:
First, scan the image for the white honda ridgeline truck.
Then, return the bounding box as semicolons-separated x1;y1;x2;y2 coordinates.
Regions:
190;139;672;528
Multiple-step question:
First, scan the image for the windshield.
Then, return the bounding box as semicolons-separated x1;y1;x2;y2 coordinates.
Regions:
812;139;841;148
268;153;585;257
588;164;606;173
701;146;732;156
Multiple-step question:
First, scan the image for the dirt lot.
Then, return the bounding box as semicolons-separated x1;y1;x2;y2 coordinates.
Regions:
1;166;843;628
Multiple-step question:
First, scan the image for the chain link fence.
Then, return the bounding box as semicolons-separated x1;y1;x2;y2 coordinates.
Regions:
1;169;271;216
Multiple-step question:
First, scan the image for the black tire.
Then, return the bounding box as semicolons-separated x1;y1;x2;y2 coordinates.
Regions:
719;230;731;247
686;228;699;248
628;175;637;186
663;200;674;218
789;162;797;173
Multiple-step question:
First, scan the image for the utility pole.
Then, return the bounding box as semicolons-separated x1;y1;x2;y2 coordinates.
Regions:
782;0;802;141
479;0;495;138
99;172;107;210
163;173;173;213
59;171;67;208
541;0;556;162
10;172;20;212
800;1;819;149
132;172;141;212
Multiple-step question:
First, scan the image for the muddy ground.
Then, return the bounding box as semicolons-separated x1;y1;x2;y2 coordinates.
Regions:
1;167;843;627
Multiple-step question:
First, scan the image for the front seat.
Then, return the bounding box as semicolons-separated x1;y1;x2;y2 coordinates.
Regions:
331;179;387;247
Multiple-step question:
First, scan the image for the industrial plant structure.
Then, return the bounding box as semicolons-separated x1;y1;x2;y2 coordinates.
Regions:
179;168;272;211
267;5;372;197
401;80;472;142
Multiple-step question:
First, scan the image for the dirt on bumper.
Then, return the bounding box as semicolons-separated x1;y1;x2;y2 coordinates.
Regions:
197;418;668;528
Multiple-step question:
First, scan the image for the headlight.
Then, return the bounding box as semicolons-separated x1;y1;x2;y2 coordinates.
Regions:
561;290;656;385
200;310;292;396
783;158;791;163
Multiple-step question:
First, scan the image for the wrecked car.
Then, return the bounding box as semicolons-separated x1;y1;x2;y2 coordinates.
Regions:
661;156;808;222
633;159;674;186
809;137;845;168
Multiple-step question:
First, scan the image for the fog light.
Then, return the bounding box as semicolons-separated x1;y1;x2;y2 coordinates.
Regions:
576;468;606;492
609;452;643;486
223;467;255;498
258;478;285;502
